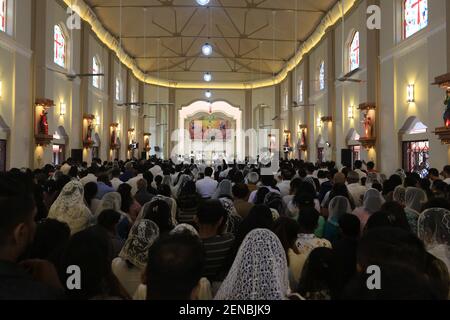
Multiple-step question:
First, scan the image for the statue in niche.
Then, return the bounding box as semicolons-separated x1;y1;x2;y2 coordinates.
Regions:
144;137;150;151
363;112;374;138
111;129;117;147
39;110;49;135
86;122;93;142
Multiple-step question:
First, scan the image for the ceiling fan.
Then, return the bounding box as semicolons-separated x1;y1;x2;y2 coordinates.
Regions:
46;66;104;81
291;101;317;108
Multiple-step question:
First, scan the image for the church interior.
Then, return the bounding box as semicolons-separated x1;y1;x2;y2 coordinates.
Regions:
1;0;450;302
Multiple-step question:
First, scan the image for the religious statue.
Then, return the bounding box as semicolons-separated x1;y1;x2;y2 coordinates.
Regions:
86;122;93;142
363;112;374;138
301;129;307;147
144;137;150;151
443;92;450;127
39;110;49;135
111;129;117;147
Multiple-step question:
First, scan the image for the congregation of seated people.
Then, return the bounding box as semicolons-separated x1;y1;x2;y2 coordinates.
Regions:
0;157;449;300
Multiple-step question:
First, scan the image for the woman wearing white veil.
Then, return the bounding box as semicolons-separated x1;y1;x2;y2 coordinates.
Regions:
324;196;352;242
212;179;241;234
352;188;385;233
172;174;191;200
215;229;290;300
48;180;93;235
94;192;125;217
136;194;178;226
112;219;160;297
405;187;428;233
418;208;450;273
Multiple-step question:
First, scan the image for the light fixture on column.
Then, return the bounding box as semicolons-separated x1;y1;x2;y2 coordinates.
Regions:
95;115;101;127
196;0;210;5
407;84;415;103
204;72;212;82
205;90;212;98
348;105;354;119
202;43;213;56
317;117;322;128
60;102;67;116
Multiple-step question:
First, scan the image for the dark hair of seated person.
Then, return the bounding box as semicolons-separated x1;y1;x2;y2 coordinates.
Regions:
146;233;205;300
26;219;70;266
341;262;440;300
297;207;320;234
232;183;250;200
338;214;360;238
157;184;172;197
196;200;227;227
144;200;174;234
97;209;122;233
59;228;130;300
421;197;450;211
84;182;98;207
272;217;300;265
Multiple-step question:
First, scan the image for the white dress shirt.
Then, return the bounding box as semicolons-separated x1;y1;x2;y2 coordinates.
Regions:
276;180;291;198
196;177;218;198
111;177;123;191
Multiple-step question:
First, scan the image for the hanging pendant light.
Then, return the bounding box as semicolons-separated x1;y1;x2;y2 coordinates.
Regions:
202;43;213;56
196;0;210;5
205;90;212;98
204;72;212;82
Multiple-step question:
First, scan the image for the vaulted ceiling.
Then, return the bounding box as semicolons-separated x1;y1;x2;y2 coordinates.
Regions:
84;0;339;83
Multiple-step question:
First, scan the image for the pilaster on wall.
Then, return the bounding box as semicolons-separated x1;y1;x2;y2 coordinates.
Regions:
168;88;176;159
327;30;336;161
245;90;253;158
105;51;114;161
274;84;281;157
303;55;313;162
287;72;294;149
366;0;381;167
447;0;450;72
124;70;131;159
79;23;90;160
137;82;145;158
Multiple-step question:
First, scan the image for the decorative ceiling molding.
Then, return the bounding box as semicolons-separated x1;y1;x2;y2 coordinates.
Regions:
65;0;357;90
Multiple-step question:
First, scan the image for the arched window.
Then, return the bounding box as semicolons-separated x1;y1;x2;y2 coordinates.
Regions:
319;61;325;91
115;78;122;101
0;0;6;32
349;31;360;72
54;25;66;68
92;56;101;89
404;0;428;39
298;80;304;103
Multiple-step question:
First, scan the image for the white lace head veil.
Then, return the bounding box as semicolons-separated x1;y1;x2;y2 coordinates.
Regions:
405;187;427;213
363;188;385;213
48;180;92;235
328;196;352;222
418;208;450;272
119;219;160;269
393;185;406;205
94;192;123;216
170;223;199;237
212;179;233;200
136;195;177;225
215;228;289;300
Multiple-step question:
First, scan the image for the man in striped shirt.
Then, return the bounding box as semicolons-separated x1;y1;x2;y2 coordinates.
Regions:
195;200;235;282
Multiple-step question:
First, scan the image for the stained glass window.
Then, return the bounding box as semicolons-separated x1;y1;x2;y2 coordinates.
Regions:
0;0;6;32
319;61;325;91
298;80;303;103
92;57;101;89
404;0;428;39
54;25;66;68
402;140;430;177
349;31;360;72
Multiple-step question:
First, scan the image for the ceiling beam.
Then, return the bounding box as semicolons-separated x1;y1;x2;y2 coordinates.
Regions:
90;4;325;14
121;35;303;43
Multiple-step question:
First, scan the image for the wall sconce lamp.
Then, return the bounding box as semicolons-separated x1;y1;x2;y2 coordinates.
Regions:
95;115;101;127
60;102;67;116
317;117;322;128
348;105;354;119
407;84;415;103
